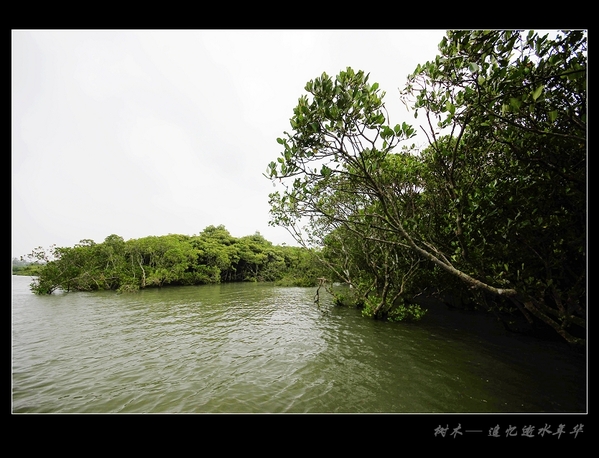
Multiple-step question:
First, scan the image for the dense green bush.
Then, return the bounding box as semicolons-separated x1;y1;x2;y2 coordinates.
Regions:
266;30;586;345
25;226;328;295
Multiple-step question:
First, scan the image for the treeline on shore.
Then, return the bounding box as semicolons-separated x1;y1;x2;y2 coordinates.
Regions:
19;225;328;295
12;261;43;276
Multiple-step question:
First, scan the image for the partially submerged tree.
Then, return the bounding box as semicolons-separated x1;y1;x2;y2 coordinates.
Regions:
402;30;586;344
267;31;586;346
266;67;515;316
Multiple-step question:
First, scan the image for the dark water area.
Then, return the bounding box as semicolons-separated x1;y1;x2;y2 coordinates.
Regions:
12;275;586;429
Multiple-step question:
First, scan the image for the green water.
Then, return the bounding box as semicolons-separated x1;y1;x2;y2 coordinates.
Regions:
11;275;586;413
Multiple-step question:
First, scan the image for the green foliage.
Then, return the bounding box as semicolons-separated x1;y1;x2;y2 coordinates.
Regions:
267;31;586;346
12;260;43;276
360;296;378;318
274;245;328;286
331;292;349;306
26;228;321;295
387;302;428;323
359;295;427;322
401;30;586;345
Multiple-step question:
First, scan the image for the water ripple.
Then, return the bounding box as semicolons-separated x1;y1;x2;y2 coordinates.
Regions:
12;277;585;413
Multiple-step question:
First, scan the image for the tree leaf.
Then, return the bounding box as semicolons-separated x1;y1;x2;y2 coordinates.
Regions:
510;98;521;111
320;165;331;178
446;101;455;115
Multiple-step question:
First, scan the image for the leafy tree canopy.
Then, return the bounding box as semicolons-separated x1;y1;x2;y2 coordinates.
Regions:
25;227;328;295
266;30;586;346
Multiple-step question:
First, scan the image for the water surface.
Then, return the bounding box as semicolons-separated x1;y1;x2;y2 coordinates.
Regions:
11;275;586;413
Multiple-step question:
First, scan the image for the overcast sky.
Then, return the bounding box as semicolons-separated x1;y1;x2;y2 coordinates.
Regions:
12;29;448;259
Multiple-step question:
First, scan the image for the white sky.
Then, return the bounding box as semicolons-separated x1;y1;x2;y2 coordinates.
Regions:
12;29;447;259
